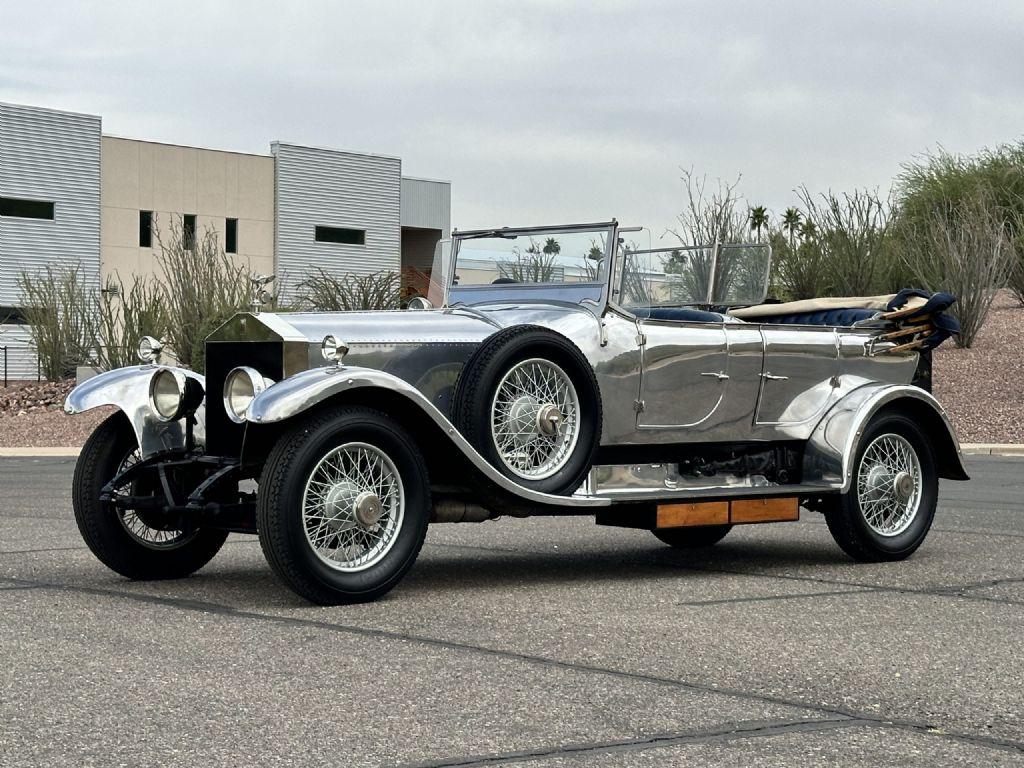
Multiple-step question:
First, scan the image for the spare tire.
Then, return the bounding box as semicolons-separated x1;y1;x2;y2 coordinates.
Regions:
452;325;602;495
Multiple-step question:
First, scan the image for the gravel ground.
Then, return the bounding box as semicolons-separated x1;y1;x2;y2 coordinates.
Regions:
933;290;1024;444
1;293;1021;447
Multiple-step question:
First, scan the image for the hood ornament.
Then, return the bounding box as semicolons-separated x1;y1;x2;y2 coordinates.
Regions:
249;274;276;314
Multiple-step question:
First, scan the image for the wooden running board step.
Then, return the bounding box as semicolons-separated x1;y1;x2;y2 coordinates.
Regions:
656;497;800;528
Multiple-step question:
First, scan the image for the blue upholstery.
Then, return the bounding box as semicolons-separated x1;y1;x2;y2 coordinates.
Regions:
757;308;879;327
634;306;726;323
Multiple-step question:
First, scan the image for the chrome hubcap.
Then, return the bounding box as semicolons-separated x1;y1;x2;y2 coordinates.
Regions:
857;433;922;537
490;358;580;480
302;442;404;572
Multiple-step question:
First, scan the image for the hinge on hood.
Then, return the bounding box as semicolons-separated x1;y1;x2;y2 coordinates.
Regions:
633;399;645;413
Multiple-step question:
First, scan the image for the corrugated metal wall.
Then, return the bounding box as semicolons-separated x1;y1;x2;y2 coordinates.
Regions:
0;103;102;304
0;325;38;382
400;177;451;236
272;142;402;289
0;103;101;380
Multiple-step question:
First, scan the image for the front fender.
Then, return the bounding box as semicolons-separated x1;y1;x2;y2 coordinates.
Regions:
246;365;607;509
64;366;206;458
804;383;968;492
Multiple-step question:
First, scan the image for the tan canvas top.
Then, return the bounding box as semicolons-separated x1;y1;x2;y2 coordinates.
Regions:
729;294;928;320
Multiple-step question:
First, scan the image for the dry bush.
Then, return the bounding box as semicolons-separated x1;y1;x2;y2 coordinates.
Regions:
17;265;98;380
154;218;251;371
295;268;402;311
97;274;169;370
903;192;1014;347
798;188;894;296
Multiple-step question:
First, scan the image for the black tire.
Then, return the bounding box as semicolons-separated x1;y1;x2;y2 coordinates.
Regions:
452;325;602;495
72;413;228;580
653;525;733;549
257;406;430;605
824;412;938;562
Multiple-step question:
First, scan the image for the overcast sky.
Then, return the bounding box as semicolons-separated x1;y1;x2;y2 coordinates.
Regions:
3;1;1022;241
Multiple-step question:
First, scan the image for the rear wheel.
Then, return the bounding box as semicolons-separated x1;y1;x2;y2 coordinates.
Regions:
653;525;732;549
825;413;937;562
72;413;227;579
257;406;430;605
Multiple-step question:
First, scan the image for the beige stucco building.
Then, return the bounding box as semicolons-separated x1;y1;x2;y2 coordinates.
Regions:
0;101;451;379
100;137;276;282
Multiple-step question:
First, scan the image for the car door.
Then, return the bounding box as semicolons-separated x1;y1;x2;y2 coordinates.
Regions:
636;318;729;429
754;326;839;425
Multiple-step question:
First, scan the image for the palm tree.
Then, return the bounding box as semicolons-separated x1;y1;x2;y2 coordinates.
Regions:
748;206;769;242
799;219;818;241
782;207;802;249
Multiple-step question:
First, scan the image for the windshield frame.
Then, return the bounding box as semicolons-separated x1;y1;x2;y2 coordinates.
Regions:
447;220;620;311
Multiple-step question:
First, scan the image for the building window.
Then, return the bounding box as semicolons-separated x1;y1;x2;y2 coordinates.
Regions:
225;218;238;254
0;306;29;325
315;226;365;245
139;211;153;248
183;214;197;250
0;196;54;220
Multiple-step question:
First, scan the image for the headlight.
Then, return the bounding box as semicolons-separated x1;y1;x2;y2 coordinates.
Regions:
223;366;270;423
321;334;349;363
148;368;203;422
138;336;163;363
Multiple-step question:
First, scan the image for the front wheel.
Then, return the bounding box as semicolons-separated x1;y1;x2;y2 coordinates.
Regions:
824;413;938;562
72;413;228;580
257;406;430;605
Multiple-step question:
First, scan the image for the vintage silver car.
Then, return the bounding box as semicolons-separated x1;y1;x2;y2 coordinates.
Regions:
66;220;968;604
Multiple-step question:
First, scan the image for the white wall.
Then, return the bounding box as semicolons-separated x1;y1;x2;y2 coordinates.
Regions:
272;142;402;289
0;102;101;305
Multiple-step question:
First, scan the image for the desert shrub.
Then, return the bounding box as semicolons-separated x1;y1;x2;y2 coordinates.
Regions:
797;188;895;296
154;218;251;372
902;191;1014;347
769;228;830;301
96;274;169;370
898;143;1024;304
17;265;98;380
295;268;402;311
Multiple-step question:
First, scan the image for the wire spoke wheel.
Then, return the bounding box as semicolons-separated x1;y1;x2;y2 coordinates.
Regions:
301;442;405;572
114;449;195;549
856;433;923;537
490;358;581;480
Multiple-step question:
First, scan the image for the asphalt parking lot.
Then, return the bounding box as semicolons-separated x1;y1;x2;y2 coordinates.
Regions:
1;455;1022;767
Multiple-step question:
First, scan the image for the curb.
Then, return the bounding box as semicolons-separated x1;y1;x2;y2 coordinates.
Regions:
0;447;81;457
960;443;1024;457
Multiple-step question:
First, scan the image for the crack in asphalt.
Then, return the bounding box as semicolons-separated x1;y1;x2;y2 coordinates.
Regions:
674;588;877;607
428;541;1024;608
1;573;1021;756
397;718;869;768
432;540;1024;606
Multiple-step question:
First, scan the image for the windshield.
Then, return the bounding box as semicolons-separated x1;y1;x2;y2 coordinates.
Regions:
618;243;771;311
453;226;611;288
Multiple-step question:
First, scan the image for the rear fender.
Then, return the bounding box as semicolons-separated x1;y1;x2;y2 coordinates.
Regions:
804;383;968;492
245;365;607;510
64;366;206;457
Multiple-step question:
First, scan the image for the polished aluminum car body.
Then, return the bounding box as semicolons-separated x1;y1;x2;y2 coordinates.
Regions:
66;220;967;513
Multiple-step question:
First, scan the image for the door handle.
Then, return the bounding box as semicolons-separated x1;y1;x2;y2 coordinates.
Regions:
760;372;789;381
700;372;730;380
